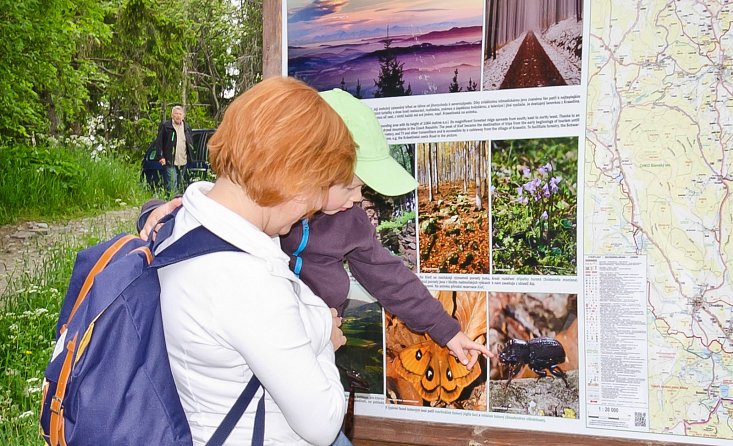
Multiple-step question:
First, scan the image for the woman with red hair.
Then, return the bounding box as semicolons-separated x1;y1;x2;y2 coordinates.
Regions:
157;76;355;445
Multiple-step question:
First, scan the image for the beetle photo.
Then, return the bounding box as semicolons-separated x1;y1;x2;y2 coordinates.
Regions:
499;337;569;388
488;292;579;417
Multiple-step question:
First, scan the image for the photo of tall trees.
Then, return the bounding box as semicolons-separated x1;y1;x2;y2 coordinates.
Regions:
417;141;490;274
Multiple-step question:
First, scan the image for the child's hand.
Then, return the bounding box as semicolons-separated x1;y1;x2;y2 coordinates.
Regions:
140;197;182;241
330;308;347;351
446;331;493;370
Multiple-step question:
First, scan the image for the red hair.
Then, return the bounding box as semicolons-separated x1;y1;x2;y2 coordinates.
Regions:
208;77;355;207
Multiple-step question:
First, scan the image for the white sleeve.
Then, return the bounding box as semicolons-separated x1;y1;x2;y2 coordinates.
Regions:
208;256;345;445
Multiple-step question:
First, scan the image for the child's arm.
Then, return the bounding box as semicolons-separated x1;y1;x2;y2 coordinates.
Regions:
343;208;492;365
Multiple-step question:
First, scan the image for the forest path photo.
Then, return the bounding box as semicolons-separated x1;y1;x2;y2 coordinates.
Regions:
500;31;566;89
417;183;489;274
483;0;583;90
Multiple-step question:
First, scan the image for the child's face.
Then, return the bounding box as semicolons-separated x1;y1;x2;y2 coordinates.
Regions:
322;176;364;215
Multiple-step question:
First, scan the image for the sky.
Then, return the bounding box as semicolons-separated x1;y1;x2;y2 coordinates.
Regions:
287;0;484;45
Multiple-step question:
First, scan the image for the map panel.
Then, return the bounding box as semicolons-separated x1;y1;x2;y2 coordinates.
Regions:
586;1;733;440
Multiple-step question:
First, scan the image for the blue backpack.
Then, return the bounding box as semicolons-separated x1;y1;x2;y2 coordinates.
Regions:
39;220;265;446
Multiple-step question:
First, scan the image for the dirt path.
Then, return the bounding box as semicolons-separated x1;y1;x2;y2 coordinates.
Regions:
500;30;566;89
0;207;140;296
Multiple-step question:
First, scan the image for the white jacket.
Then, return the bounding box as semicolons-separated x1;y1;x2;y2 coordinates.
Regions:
158;182;346;445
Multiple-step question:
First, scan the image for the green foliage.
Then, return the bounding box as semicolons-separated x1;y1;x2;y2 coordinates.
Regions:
376;211;415;232
234;0;264;93
0;139;148;225
0;0;109;140
186;0;263;120
88;0;263;152
87;0;189;151
0;0;263;153
491;137;578;275
0;221;134;444
389;144;415;174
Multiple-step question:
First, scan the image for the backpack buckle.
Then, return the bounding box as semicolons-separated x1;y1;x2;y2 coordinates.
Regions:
50;395;64;414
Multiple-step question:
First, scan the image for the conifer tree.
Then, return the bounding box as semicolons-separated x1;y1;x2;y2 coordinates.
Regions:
373;30;412;98
449;68;462;92
466;77;478;91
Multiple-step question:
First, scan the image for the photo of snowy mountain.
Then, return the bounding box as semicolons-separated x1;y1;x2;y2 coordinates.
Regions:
287;0;485;97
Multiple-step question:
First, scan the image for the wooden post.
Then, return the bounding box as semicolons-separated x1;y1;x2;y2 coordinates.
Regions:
263;0;282;78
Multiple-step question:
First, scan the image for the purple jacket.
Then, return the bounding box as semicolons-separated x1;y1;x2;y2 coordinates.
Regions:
280;206;460;346
139;200;460;346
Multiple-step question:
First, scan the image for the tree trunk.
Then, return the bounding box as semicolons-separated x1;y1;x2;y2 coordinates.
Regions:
427;143;434;202
42;90;59;136
486;0;494;59
493;0;500;59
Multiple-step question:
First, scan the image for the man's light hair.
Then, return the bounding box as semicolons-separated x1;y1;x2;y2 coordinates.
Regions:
171;105;185;115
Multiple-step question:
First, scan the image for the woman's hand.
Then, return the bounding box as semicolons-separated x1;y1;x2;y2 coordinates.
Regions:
445;331;493;370
140;197;182;241
330;308;347;351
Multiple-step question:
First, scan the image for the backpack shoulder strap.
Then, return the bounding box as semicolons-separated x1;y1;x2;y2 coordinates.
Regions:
150;223;265;446
206;376;264;446
151;225;240;268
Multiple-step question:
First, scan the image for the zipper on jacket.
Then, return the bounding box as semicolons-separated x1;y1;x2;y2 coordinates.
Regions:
291;219;310;278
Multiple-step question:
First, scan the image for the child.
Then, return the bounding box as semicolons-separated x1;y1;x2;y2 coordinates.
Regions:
140;88;490;368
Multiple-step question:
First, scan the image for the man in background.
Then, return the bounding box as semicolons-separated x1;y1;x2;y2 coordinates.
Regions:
155;105;193;195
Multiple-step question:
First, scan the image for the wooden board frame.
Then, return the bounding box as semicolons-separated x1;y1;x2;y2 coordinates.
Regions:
263;2;675;445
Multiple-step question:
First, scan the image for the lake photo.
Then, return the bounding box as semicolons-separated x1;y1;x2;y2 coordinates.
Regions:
287;0;485;97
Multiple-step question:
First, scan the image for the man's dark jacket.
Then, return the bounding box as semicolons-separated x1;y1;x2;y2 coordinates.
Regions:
154;119;194;165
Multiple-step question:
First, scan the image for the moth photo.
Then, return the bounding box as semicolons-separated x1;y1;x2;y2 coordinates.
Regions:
385;290;488;410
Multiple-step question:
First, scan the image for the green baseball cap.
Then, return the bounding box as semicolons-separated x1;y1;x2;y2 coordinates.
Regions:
320;88;417;196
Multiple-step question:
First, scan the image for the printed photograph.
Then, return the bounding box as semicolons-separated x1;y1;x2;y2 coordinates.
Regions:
386;290;488;410
417;140;490;274
336;143;417;395
287;0;484;97
483;0;584;90
336;282;385;396
490;137;578;275
362;143;418;271
488;291;579;417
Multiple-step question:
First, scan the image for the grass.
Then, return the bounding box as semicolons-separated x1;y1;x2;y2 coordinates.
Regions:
0;139;147;444
0;220;136;444
0;140;151;225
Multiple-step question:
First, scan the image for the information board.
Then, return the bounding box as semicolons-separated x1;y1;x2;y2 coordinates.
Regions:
282;2;732;445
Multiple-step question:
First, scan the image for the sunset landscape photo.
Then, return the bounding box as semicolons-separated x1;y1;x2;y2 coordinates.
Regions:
287;0;485;97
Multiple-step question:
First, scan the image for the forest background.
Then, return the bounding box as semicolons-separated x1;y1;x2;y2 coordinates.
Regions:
0;0;263;225
0;0;263;154
0;1;265;442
